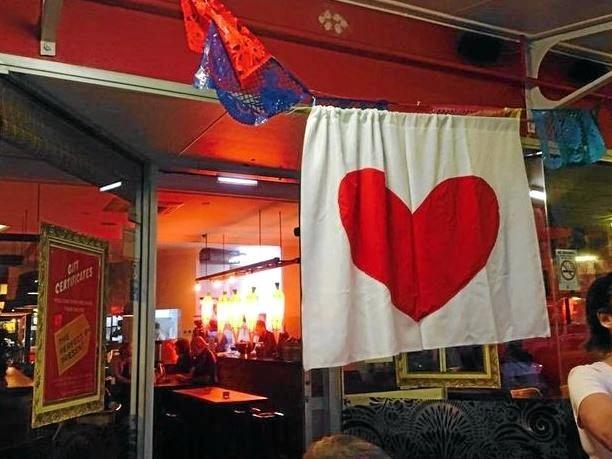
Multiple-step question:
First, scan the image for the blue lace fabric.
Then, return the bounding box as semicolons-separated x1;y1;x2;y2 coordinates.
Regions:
194;23;310;125
532;109;606;169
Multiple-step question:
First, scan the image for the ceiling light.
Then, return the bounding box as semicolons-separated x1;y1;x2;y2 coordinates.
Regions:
529;189;546;201
100;181;123;192
575;255;598;263
217;176;258;187
0;224;9;232
27;291;39;295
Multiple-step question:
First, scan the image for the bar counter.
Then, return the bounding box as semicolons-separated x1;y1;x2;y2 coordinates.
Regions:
216;355;304;458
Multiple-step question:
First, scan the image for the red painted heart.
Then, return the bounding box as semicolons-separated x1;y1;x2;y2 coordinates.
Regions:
338;168;499;321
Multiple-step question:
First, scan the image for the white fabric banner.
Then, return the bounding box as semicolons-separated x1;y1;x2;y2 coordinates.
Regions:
300;106;550;371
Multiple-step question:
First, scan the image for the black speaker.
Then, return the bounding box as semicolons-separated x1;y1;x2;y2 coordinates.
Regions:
568;59;609;86
457;32;503;66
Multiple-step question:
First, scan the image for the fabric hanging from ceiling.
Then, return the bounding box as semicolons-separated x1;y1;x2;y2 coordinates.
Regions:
532;108;606;169
300;106;550;370
181;0;310;125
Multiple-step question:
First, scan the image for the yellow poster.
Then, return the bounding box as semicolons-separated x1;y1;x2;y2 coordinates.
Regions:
54;314;91;376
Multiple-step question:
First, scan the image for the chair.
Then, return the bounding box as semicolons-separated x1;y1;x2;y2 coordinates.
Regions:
249;410;288;459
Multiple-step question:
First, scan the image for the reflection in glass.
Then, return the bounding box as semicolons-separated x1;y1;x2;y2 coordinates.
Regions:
445;345;484;373
343;358;397;394
407;350;440;372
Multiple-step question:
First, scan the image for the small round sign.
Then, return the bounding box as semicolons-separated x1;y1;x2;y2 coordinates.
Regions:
560;259;577;281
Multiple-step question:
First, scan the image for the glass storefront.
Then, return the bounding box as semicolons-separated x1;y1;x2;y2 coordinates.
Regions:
0;76;149;458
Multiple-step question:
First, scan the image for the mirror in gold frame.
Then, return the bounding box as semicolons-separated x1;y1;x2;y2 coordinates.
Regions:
395;345;501;389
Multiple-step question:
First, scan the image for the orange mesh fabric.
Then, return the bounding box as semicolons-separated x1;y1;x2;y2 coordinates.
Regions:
181;0;272;84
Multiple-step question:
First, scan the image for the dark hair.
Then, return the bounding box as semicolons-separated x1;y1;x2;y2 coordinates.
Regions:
175;338;190;356
585;273;612;353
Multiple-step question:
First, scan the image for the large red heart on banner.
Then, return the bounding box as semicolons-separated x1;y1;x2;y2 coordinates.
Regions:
338;168;500;321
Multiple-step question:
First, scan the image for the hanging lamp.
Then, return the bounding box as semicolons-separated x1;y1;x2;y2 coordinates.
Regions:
269;282;285;332
229;288;243;331
217;290;229;329
244;286;259;332
200;292;214;326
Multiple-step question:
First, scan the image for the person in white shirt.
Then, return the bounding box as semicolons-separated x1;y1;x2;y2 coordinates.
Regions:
568;273;612;458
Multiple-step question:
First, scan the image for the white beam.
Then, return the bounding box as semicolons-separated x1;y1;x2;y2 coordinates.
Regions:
0;52;218;102
525;20;612;111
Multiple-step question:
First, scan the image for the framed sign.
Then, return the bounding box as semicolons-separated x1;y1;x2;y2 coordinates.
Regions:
395;345;501;389
32;224;107;428
555;249;579;291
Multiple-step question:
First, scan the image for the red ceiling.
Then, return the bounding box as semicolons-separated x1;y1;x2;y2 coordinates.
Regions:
0;0;610;159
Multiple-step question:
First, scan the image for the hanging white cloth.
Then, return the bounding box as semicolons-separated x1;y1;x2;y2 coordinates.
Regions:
300;106;550;371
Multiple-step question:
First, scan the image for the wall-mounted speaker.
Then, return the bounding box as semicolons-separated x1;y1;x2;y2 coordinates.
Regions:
457;32;503;66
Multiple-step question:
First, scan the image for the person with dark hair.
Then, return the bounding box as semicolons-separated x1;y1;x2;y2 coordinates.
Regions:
174;338;191;374
304;434;390;459
568;273;612;458
253;320;276;358
110;342;132;415
178;336;216;385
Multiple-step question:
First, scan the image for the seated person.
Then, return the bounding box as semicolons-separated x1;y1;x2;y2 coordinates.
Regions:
253;320;276;358
111;342;132;386
174;338;191;374
178;336;216;385
110;343;131;414
217;323;236;353
192;319;206;340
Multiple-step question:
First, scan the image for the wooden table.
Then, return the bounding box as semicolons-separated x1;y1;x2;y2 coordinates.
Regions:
169;387;269;458
174;386;267;404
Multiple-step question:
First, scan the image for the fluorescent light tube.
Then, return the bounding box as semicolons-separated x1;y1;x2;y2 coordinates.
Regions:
100;181;123;192
217;176;258;186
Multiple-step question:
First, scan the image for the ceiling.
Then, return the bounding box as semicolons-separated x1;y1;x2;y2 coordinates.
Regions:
0;157;299;247
11;73;306;174
157;191;299;246
4;1;610;186
341;0;612;61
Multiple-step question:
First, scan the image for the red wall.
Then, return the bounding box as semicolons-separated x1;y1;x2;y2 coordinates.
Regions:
0;0;610;144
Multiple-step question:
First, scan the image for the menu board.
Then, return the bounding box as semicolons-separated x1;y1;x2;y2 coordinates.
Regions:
32;224;107;428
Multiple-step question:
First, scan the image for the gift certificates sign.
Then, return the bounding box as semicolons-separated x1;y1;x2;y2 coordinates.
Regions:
33;224;107;428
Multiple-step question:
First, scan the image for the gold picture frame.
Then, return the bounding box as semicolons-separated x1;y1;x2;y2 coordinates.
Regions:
395;345;501;389
32;224;107;428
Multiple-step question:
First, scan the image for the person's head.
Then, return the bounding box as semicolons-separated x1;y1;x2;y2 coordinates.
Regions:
155;322;160;330
304;434;389;459
191;336;207;356
585;273;612;355
119;342;131;360
255;320;267;336
194;319;203;328
175;338;190;356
